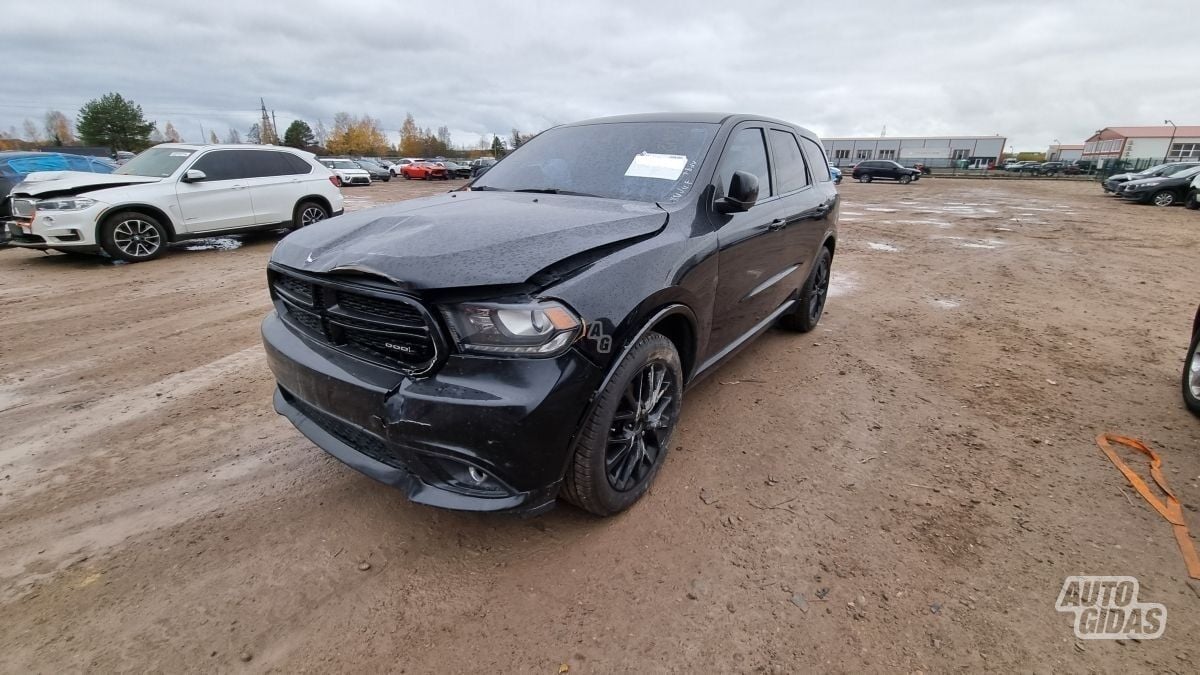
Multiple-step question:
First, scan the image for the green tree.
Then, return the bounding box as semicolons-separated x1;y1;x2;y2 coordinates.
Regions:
283;120;316;149
76;92;156;152
491;135;506;158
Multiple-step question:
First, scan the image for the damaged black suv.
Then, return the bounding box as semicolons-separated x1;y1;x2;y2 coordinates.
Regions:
261;113;839;516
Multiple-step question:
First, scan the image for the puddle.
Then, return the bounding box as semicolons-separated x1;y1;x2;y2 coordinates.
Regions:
867;242;900;252
865;207;898;213
929;298;961;309
961;242;997;249
181;237;242;252
828;269;859;298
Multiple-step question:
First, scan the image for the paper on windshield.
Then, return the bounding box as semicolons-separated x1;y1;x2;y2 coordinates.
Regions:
625;152;688;180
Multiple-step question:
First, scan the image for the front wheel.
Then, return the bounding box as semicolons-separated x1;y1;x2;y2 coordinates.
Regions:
1152;190;1176;207
900;174;912;184
99;211;168;262
780;247;832;333
562;332;683;516
859;174;873;183
1184;329;1200;416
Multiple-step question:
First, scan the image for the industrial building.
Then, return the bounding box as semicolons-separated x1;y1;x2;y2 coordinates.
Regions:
822;135;1007;169
1046;144;1083;162
1081;125;1200;166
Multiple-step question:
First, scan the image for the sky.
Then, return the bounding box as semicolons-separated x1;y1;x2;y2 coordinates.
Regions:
3;1;1195;152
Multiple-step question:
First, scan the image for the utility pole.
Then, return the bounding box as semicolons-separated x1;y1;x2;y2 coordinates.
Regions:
259;98;276;145
1163;120;1177;162
271;110;279;145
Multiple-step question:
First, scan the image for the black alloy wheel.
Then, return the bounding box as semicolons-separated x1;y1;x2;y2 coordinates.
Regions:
605;361;678;492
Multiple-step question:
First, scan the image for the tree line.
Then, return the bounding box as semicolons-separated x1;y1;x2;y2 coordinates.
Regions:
0;92;534;159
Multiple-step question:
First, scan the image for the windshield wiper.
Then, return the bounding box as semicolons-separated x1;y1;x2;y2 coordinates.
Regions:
512;188;604;198
469;185;506;191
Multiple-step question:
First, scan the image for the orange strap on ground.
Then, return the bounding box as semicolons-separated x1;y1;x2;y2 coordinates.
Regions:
1096;433;1200;580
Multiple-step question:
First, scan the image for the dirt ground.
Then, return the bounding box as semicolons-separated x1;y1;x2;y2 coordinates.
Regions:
2;176;1198;673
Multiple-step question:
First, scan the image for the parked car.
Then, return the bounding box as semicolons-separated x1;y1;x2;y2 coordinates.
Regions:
1001;160;1029;171
470;157;497;177
6;144;342;262
1119;166;1200;206
262;112;839;516
829;164;842;184
1037;161;1065;175
1;151;118;245
1103;162;1200;194
400;161;448;180
1062;163;1084;175
1185;304;1200;416
354;158;391;182
319;158;372;186
436;160;472;179
852;160;920;183
388;159;414;176
1186;174;1200;210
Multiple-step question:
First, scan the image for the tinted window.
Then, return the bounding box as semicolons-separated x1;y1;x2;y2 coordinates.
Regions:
716;128;771;199
768;129;809;193
472;121;719;203
281;152;313;174
800;136;831;182
236;150;310;178
189;150;242;181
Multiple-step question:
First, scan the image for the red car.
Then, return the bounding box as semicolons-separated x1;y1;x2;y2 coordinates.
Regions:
400;161;448;180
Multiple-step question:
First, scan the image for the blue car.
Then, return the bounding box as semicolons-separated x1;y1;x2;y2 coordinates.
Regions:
1;151;117;245
829;164;842;184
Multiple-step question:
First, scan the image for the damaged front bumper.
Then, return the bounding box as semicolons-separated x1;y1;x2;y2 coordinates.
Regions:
262;310;603;514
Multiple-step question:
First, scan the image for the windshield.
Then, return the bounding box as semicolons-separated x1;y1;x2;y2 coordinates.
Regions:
472;121;719;203
116;147;196;177
1168;166;1200;178
324;160;359;170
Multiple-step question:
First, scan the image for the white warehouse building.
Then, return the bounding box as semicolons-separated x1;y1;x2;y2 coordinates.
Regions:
822;135;1008;169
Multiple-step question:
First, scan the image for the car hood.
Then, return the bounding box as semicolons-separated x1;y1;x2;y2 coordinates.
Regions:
273;191;667;290
12;171;161;197
331;168;369;175
1125;175;1188;188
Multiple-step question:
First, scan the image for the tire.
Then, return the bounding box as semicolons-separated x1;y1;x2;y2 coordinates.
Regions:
1151;190;1176;207
404;173;411;180
779;246;832;333
98;211;168;263
381;175;390;182
562;332;683;516
900;174;912;184
1184;190;1200;210
292;200;330;230
859;174;873;183
1184;328;1200;416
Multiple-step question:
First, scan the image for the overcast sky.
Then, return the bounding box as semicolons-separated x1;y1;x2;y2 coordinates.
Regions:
3;1;1195;151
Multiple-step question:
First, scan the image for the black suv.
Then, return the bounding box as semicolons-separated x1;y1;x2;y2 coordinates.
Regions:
1119;166;1200;206
851;160;920;184
1103;162;1200;194
261;113;839;516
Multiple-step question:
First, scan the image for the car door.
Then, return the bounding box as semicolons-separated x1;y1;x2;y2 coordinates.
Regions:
707;125;794;355
175;150;256;233
765;128;828;280
240;150;309;225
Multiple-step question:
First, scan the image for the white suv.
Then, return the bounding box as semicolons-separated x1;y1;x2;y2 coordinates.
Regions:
5;144;344;262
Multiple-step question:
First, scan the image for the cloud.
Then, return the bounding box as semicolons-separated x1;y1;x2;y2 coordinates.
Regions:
3;0;1196;150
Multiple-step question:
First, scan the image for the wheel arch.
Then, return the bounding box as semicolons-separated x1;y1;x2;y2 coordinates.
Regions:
295;194;333;219
96;203;178;241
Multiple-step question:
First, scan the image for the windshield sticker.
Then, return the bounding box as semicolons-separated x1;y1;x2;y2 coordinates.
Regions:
625;152;688;180
169;152;191;157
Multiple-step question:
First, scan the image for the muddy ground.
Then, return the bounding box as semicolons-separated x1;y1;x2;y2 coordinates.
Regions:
1;176;1198;673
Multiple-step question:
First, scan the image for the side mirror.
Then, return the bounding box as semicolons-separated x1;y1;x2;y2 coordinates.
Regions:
182;169;207;183
716;170;759;213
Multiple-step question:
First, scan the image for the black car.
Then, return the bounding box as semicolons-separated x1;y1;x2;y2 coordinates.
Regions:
1119;166;1200;206
354;159;391;182
1037;161;1065;175
261;113;839;516
1185;304;1200;416
436;160;472;179
852;160;920;184
470;157;497;177
1103;162;1200;194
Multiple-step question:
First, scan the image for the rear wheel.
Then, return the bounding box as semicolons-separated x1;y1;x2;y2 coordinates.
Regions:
562;332;682;516
859;174;873;183
1152;190;1176;207
99;211;168;263
1184;329;1200;416
780;246;832;332
1184;190;1200;210
292;200;330;230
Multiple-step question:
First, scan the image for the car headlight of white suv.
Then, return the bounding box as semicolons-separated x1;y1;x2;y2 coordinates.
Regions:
36;197;97;211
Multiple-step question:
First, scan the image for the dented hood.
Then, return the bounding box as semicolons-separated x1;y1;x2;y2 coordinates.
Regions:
273;191;667;289
12;171;161;196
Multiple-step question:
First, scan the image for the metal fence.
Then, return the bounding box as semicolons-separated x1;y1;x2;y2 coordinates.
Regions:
832;156;1170;180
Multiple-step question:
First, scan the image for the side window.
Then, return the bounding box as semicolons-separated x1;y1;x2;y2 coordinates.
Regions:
280;152;313;174
716;128;771;199
189;151;241;181
800;137;832;182
768;129;809;193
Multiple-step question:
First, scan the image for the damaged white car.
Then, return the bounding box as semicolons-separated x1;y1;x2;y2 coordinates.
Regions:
5;144;344;262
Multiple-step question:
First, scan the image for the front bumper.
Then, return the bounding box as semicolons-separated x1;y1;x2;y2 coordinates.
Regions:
6;206;102;249
262;310;603;514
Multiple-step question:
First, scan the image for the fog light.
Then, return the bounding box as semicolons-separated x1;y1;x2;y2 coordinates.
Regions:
467;466;488;484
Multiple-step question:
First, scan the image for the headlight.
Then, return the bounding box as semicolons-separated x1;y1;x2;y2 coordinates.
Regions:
36;197;96;211
440;300;582;357
1138;180;1162;187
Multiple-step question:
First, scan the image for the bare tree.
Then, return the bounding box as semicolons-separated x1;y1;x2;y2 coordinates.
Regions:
225;128;242;144
44;110;75;145
209;130;220;144
150;127;165;143
313;119;328;147
22;119;41;143
163;121;182;143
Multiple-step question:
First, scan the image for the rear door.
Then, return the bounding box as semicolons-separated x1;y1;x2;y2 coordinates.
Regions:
241;150;313;225
175;150;256;233
766;128;827;284
708;125;793;355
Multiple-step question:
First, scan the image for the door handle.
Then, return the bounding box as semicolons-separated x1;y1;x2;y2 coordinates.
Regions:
231;184;246;190
768;219;787;230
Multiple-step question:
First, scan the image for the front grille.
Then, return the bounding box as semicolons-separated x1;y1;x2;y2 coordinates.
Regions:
11;198;36;218
348;176;370;185
284;389;406;470
269;265;442;374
